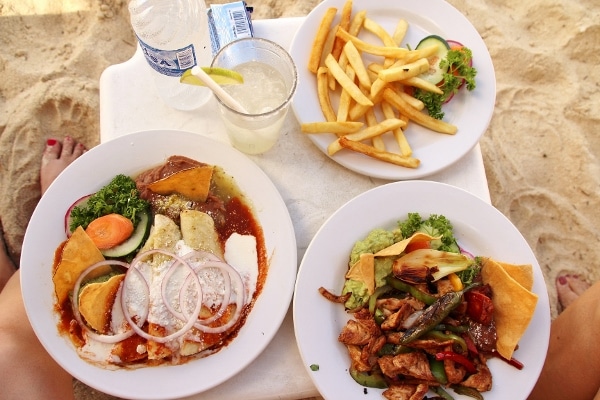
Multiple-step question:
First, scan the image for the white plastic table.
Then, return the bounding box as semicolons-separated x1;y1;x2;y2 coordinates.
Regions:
99;16;490;400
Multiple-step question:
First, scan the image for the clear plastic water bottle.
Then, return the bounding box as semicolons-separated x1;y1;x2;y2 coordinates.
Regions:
128;0;212;110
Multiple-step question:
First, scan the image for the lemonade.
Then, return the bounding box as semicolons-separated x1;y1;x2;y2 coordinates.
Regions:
223;61;287;114
211;38;298;155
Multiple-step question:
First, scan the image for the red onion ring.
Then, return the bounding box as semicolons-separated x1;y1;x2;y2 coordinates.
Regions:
71;260;141;344
123;249;203;343
189;260;246;334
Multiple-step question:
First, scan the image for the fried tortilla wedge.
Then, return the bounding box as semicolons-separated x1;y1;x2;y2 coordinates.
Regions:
374;232;438;257
481;258;538;360
147;165;214;202
53;226;107;305
346;253;375;295
79;274;125;334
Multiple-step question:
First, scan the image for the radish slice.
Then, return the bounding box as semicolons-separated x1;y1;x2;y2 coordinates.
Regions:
64;194;92;237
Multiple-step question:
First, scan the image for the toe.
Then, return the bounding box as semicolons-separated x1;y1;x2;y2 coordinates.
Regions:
42;138;62;163
61;136;76;157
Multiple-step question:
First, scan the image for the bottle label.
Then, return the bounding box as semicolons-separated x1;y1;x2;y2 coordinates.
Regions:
137;36;197;77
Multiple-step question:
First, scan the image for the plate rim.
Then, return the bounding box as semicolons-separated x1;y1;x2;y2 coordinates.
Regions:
20;129;298;400
293;180;551;399
289;0;497;180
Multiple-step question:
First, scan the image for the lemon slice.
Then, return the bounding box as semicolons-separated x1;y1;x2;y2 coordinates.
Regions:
180;67;244;86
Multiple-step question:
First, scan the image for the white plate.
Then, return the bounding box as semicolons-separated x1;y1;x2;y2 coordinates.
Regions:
289;0;496;180
21;130;297;400
293;180;550;399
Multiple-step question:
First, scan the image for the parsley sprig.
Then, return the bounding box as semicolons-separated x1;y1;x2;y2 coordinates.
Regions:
414;47;477;120
69;174;149;232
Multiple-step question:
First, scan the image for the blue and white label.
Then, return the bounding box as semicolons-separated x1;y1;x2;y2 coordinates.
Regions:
137;36;197;77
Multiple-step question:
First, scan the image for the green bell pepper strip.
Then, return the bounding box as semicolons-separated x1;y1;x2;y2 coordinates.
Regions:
385;276;437;305
377;343;413;356
431;385;455;400
451;385;484;400
349;367;388;389
425;330;468;353
369;285;392;314
429;358;448;385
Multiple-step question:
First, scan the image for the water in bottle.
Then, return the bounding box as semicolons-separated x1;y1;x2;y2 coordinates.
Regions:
128;0;212;110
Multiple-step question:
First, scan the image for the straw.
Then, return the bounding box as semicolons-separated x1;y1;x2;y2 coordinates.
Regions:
191;66;248;114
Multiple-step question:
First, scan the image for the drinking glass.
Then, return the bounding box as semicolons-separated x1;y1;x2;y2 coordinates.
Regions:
211;38;298;154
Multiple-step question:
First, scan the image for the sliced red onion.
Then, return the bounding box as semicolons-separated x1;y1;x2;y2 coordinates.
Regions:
190;260;246;334
123;249;203;343
71;260;139;344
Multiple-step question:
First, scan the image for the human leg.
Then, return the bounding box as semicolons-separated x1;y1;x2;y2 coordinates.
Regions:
0;227;16;291
528;279;600;400
0;137;85;400
0;271;75;400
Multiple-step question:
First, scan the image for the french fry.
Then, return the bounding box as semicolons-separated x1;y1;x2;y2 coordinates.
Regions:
308;7;337;74
378;58;430;83
393;19;409;45
383;88;457;134
364;107;385;151
336;28;410;58
301;121;364;134
320;22;339;67
337;65;356;122
348;10;367;36
363;18;396;47
382;101;411;156
328;118;405;155
331;0;353;60
333;9;366;91
325;54;373;107
317;66;336;122
401;76;444;94
397;89;425;111
338;137;420;168
343;40;371;88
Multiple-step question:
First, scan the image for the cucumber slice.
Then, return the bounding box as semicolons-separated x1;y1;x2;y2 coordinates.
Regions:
416;35;450;85
101;210;151;258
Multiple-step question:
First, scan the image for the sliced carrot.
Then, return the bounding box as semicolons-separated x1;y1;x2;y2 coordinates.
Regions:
85;213;134;250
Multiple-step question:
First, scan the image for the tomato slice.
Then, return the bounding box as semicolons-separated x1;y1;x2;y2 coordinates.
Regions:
404;240;430;253
465;290;494;325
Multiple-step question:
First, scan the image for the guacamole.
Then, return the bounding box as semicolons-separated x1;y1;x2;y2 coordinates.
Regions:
343;228;398;309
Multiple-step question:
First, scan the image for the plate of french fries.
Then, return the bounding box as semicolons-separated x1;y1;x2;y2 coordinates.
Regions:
290;0;496;180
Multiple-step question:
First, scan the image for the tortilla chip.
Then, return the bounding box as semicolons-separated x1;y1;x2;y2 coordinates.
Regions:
180;210;223;258
346;253;375;295
481;258;538;359
53;226;107;305
147;165;214;202
495;261;534;291
374;232;438;257
78;274;125;334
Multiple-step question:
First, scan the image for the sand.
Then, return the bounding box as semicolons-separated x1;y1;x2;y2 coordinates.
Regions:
0;0;599;399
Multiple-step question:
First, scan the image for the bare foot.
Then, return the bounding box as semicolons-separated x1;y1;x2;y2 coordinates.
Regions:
0;226;16;291
556;272;591;312
41;137;86;194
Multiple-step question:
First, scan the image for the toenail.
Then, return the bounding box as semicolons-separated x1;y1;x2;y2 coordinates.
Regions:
47;138;57;146
557;276;567;285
